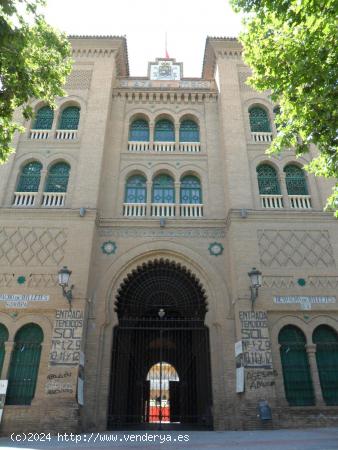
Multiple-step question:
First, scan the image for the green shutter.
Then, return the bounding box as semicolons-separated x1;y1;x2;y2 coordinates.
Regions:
58;106;80;130
257;165;281;195
179;120;199;142
33;106;54;130
45;162;70;193
284;165;308;195
180;176;202;204
154;120;174;142
279;325;315;406
17;162;42;192
0;324;9;376
125;175;147;203
313;326;338;406
249;107;271;132
152;174;175;203
6;324;43;405
129;120;149;141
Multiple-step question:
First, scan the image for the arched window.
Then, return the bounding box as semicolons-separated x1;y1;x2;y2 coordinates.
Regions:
154;119;174;142
58;106;80;130
152;174;175;203
17;161;42;192
179;120;199;142
45;162;70;193
6;324;43;405
279;325;314;406
125;175;147;203
180;176;202;204
249;106;271;132
313;326;338;405
284;165;308;195
129;119;149;141
256;164;280;195
32;106;54;130
0;324;9;376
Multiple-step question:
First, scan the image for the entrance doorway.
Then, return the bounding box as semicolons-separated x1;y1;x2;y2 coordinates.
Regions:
107;259;213;430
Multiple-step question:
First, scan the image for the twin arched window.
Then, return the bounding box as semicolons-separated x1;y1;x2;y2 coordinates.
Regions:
17;161;70;193
5;323;43;405
33;105;80;130
257;164;308;196
249;106;271;133
129;118;199;142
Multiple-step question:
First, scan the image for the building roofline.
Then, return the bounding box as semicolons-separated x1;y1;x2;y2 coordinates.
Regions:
202;36;241;79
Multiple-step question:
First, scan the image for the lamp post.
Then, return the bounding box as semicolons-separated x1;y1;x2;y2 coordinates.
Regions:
58;266;74;309
248;267;262;310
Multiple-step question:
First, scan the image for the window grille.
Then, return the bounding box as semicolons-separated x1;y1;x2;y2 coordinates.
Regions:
32;106;54;130
154;120;175;142
249;107;271;132
125;175;147;203
313;326;338;405
45;162;70;192
284;165;308;195
129;120;149;141
17;161;42;192
256;164;280;195
180;176;202;204
6;324;43;405
279;325;315;406
179;120;199;142
152;175;175;203
58;106;80;130
0;324;9;376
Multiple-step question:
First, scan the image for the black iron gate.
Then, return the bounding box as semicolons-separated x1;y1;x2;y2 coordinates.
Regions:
108;318;213;430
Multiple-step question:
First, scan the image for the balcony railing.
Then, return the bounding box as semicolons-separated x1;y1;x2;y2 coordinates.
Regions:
42;192;66;207
153;142;176;152
29;130;50;140
123;203;147;217
55;130;78;140
260;194;283;209
251;132;273;143
179;142;201;153
128;141;150;152
180;204;203;217
289;195;312;209
151;203;176;217
13;192;37;207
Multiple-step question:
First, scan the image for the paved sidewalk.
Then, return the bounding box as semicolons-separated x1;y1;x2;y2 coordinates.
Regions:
0;428;338;450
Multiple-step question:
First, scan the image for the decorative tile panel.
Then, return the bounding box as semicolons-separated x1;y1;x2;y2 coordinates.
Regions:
258;230;335;268
0;227;66;266
65;70;92;90
28;274;58;288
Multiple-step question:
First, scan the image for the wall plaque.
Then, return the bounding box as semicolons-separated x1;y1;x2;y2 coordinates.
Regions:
0;293;49;308
273;295;336;310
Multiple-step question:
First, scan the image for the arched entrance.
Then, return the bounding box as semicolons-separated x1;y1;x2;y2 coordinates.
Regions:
108;259;213;430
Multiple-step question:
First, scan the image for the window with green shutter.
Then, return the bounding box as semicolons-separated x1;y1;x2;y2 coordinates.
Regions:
284;165;308;195
256;164;281;195
58;106;80;130
313;325;338;406
6;324;43;405
0;324;9;376
179;120;199;142
279;325;315;406
45;162;70;193
129;120;149;141
154;119;174;142
249;107;271;132
152;174;175;203
125;175;147;203
180;176;202;204
32;106;54;130
17;161;42;192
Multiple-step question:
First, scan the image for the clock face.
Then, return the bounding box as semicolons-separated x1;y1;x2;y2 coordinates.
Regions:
150;60;181;80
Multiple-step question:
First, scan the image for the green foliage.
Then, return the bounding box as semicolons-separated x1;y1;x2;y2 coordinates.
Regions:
0;0;72;162
231;0;338;215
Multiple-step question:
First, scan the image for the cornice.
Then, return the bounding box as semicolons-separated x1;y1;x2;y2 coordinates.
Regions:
113;90;218;104
0;208;98;221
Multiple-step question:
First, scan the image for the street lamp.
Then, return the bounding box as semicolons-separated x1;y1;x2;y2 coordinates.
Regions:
248;267;262;310
58;266;74;309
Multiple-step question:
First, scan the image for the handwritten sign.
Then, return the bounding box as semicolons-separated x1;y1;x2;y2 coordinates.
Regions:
49;309;83;366
274;296;336;310
0;294;49;308
45;369;76;396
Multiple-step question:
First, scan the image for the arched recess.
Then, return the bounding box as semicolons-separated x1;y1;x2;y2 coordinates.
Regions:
129;118;149;141
58;106;80;130
256;164;280;195
32;105;54;129
249;106;271;132
0;324;9;376
180;175;202;204
152;174;175;203
179;119;199;142
6;323;43;405
45;162;70;193
124;174;147;203
154;119;175;142
279;325;314;406
313;325;338;405
284;164;308;195
16;161;42;192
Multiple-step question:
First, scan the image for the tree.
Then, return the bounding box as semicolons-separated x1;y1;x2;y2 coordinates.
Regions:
230;0;338;214
0;0;72;162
